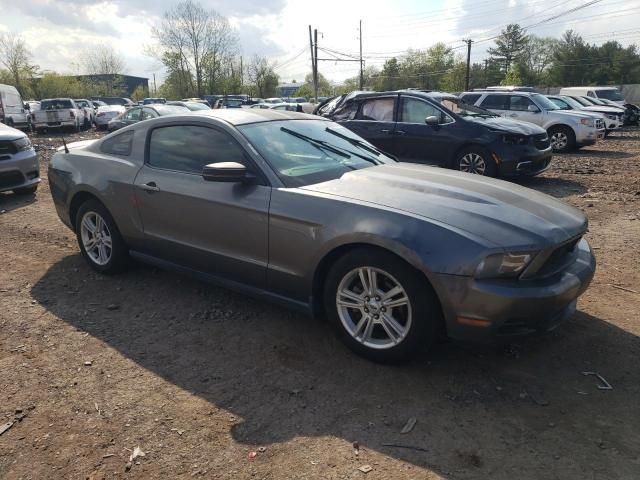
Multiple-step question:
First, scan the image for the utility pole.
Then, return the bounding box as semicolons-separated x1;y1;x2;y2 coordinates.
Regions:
153;73;157;96
309;25;317;101
314;28;319;102
359;20;364;90
240;56;243;92
463;39;473;91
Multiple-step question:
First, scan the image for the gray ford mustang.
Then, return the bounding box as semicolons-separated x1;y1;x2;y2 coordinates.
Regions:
49;109;596;362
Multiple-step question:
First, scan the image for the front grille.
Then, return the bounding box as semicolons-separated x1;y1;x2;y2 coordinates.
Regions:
0;140;17;155
0;171;25;189
532;133;550;150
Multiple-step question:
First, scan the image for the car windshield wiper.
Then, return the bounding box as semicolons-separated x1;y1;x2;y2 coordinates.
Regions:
325;127;383;158
280;127;350;159
281;126;381;166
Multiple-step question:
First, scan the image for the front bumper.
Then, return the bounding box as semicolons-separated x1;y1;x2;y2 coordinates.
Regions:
496;146;553;177
435;239;596;342
0;149;40;193
575;124;603;146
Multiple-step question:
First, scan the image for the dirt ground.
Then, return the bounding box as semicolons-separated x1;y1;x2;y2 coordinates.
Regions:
1;127;639;480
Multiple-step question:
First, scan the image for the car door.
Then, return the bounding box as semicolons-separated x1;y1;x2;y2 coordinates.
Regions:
393;95;457;165
339;96;398;155
478;94;509;117
133;123;271;288
505;95;541;125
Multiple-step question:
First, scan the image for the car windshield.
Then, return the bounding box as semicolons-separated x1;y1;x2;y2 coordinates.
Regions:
239;120;395;188
597;89;624;101
41;99;73;110
531;94;559;110
316;95;344;116
437;97;497;117
571;96;591;106
557;96;584;109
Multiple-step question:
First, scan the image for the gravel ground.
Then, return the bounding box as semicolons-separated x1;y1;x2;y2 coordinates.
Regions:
0;128;639;480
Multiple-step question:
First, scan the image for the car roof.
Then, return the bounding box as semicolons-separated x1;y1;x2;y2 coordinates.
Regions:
188;108;322;125
462;90;535;96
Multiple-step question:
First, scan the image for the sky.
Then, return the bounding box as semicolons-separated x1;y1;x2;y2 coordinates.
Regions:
1;0;639;86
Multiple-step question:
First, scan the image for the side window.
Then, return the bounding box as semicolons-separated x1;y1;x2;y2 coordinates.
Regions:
551;98;569;109
587;91;595;97
140;109;156;120
332;102;358;121
509;96;534;111
100;131;134;156
461;93;481;105
480;94;509;110
148;125;247;174
125;108;141;121
357;98;395;122
400;97;444;123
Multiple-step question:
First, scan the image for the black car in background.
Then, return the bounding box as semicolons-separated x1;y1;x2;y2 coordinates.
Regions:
317;90;553;177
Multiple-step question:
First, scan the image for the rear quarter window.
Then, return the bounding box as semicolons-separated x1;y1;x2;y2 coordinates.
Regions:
100;131;134;156
460;93;481;105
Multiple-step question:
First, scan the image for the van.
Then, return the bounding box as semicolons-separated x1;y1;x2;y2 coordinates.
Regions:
559;86;625;105
0;84;30;131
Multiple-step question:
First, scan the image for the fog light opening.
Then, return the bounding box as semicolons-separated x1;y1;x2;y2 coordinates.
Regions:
457;317;492;328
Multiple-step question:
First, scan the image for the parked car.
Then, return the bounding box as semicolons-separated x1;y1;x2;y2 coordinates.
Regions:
91;100;108;109
0;84;30;131
166;101;211;111
559;86;625;106
460;91;604;153
479;86;536;92
319;90;552;177
48;109;596;362
24;100;41;112
107;104;189;131
32;98;85;133
0;121;39;195
249;103;270;109
74;99;96;129
264;97;284;104
90;96;135;107
181;98;211;106
578;96;632;127
547;95;622;134
143;98;167;105
268;102;305;112
95;105;126;131
212;97;244;109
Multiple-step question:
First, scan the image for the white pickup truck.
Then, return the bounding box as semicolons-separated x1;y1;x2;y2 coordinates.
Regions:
32;98;85;133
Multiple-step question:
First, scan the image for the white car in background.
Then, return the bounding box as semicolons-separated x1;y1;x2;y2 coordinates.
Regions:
31;98;85;133
559;86;625;106
547;95;623;134
94;105;126;130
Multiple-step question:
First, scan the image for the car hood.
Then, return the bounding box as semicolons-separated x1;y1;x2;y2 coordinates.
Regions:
0;122;26;141
550;109;598;120
581;105;624;114
301;163;587;248
465;115;547;135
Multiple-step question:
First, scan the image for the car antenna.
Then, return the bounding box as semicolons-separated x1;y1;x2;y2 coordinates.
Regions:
61;136;69;153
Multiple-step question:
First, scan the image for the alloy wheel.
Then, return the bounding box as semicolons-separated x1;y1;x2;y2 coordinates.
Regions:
459;152;487;175
80;211;112;266
336;267;412;349
550;132;568;150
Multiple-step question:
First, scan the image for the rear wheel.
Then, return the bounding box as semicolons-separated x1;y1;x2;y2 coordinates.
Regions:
455;146;496;177
324;247;440;363
75;199;128;274
548;126;576;153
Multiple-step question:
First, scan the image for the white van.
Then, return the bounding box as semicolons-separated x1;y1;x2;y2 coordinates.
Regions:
559;86;625;105
0;84;30;131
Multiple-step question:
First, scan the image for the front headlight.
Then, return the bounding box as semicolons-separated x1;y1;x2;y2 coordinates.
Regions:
580;118;594;127
475;251;537;279
502;134;528;145
13;136;32;152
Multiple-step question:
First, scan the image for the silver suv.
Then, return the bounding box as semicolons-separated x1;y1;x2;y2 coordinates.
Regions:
460;91;605;153
0;122;39;195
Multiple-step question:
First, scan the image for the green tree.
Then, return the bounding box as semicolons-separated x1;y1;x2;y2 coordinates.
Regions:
501;64;523;86
130;85;149;102
487;24;529;73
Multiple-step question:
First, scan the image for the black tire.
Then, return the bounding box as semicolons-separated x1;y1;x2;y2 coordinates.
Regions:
454;146;497;177
324;247;440;363
7;118;14;128
548;126;576;153
83;117;91;130
75;199;128;274
13;184;38;195
604;130;610;138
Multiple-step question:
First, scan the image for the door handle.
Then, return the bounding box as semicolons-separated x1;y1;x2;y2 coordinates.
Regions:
140;182;160;192
395;130;406;135
380;129;392;134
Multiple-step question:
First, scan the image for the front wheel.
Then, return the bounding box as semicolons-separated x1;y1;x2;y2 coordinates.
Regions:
75;199;128;274
455;146;496;177
548;126;576;153
324;247;440;363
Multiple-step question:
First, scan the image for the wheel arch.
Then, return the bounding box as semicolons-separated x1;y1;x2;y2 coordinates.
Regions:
311;242;446;333
69;190;106;232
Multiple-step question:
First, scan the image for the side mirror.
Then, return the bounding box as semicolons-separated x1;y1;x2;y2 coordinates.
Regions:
528;105;540;113
425;115;440;126
202;162;254;183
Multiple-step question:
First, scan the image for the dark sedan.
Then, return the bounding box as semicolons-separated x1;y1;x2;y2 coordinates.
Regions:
48;110;595;362
107;104;189;132
318;90;553;177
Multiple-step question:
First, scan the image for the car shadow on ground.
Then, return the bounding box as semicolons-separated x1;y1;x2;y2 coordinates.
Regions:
513;176;588;198
31;255;640;479
0;190;38;213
